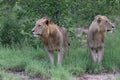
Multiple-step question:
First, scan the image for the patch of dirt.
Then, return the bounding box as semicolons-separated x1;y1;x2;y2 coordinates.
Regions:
7;70;49;80
9;72;120;80
76;73;120;80
7;69;120;80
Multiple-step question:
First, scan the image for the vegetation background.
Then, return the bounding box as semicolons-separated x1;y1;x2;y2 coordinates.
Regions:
0;0;120;80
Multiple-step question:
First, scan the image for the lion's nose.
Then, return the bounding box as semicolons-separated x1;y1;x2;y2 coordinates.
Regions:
112;26;114;28
32;29;34;32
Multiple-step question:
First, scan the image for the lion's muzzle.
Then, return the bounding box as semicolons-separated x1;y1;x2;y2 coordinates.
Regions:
32;29;39;37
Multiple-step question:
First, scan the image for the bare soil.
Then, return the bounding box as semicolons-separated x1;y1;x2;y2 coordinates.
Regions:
76;73;120;80
8;71;120;80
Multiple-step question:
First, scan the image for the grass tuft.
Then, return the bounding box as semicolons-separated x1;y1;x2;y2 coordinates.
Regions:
0;22;119;80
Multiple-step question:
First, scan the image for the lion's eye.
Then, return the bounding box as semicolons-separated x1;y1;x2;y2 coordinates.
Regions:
106;21;108;23
38;25;41;27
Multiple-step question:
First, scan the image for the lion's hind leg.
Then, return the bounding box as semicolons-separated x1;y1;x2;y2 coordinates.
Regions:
64;42;69;56
57;48;64;65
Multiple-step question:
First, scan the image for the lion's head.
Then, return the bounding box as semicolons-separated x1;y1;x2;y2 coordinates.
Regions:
32;17;52;37
95;15;115;32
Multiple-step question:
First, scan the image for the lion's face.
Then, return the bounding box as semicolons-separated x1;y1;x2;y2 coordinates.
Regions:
32;17;50;37
96;15;115;32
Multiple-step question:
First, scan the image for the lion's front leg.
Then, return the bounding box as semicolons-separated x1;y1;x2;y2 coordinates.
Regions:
98;47;104;63
57;48;64;65
44;46;54;66
46;49;54;66
90;47;98;62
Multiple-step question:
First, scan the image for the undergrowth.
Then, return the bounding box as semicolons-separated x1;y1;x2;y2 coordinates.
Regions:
0;24;119;80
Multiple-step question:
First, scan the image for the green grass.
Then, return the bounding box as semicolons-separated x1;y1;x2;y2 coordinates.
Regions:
0;70;27;80
103;24;120;71
0;24;120;80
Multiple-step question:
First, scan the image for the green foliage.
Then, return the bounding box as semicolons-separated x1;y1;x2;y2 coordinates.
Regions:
26;60;50;78
0;10;22;45
0;70;27;80
103;23;120;71
0;1;120;79
0;0;120;46
0;22;120;79
50;67;73;80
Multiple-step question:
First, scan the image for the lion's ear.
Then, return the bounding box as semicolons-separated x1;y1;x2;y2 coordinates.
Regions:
45;18;52;25
45;19;49;25
95;15;102;23
97;17;102;23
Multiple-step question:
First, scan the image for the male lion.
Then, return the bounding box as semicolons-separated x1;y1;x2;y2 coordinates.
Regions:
87;15;115;63
32;17;69;66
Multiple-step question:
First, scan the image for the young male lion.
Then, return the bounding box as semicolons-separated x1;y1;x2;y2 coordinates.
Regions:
87;15;115;63
32;17;69;66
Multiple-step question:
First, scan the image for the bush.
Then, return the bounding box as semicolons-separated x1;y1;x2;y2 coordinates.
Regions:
0;0;120;46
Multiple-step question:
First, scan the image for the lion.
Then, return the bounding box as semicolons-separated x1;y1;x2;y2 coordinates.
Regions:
32;17;69;66
87;15;115;63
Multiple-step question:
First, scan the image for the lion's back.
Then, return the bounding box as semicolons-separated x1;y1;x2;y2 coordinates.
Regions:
87;25;106;48
43;25;66;51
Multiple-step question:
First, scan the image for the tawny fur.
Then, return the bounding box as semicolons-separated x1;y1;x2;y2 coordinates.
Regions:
32;17;69;65
87;15;114;63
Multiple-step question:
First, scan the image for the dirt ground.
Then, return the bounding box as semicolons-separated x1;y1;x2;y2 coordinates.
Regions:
10;71;120;80
76;73;120;80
